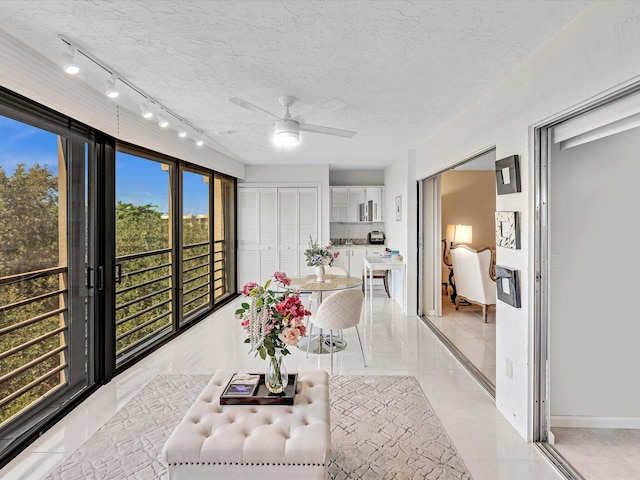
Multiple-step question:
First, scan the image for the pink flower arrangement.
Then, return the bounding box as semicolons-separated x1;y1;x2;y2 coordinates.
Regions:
235;272;310;359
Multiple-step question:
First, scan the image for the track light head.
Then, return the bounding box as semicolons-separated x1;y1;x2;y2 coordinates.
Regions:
158;112;169;128
195;137;204;147
178;125;188;138
62;45;79;75
105;76;119;99
140;100;153;119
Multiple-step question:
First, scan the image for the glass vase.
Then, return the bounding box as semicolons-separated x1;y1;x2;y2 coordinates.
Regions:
315;264;325;282
265;353;288;394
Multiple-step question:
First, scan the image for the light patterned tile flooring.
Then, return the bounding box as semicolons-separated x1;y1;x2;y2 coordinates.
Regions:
1;288;565;480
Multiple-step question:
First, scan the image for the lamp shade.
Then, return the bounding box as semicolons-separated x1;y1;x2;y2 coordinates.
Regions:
453;224;472;244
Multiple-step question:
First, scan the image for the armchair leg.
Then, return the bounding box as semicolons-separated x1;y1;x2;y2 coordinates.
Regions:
355;326;366;367
329;329;334;375
383;271;390;298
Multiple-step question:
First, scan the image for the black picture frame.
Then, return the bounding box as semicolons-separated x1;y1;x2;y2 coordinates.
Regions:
495;155;521;194
495;211;520;249
495;265;521;308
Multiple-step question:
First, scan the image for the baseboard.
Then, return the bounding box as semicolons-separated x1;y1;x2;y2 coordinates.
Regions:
551;415;640;429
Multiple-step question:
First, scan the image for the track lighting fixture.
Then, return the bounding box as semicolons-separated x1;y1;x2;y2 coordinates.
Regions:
63;45;79;75
58;34;210;148
140;100;154;119
105;75;119;99
158;112;169;128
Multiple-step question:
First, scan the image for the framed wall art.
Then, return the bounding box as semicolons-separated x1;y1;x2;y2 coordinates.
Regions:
495;211;520;249
495;265;521;308
495;155;521;194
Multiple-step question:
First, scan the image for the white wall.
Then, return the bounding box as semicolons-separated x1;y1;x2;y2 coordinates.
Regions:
550;126;640;420
414;1;640;439
243;164;331;245
0;29;245;179
384;150;417;315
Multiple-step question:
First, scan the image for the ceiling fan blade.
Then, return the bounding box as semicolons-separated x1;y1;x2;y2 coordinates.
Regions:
229;97;281;120
299;123;357;138
292;98;347;124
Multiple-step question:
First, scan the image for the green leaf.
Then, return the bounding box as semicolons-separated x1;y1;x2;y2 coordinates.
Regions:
235;308;245;315
241;302;250;309
259;347;266;360
244;338;250;344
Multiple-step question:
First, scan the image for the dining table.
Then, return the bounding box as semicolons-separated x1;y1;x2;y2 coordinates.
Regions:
288;273;361;355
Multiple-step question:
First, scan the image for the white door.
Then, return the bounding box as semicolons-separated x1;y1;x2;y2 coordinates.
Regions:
258;188;278;284
278;188;299;276
297;187;318;277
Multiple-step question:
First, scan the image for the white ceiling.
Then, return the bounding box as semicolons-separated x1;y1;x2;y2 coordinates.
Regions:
0;0;592;170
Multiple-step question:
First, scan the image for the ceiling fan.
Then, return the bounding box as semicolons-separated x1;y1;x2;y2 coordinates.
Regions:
216;96;356;146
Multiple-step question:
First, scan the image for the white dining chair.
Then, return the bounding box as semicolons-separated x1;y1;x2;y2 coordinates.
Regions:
307;265;349;311
306;288;366;374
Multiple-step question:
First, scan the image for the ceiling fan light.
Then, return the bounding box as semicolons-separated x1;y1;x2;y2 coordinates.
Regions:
273;120;300;147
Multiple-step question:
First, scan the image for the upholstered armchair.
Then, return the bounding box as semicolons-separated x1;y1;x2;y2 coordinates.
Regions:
449;245;496;322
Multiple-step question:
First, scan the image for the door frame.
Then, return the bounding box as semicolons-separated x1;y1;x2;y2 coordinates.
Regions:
532;82;640;478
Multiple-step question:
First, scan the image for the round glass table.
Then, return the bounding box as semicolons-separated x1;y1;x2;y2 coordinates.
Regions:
289;274;361;354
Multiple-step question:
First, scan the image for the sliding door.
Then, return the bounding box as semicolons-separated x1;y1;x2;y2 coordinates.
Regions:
181;168;211;324
0;110;95;456
114;150;174;366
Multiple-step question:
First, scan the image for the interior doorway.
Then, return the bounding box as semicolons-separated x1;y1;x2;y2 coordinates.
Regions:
535;88;640;480
419;148;497;394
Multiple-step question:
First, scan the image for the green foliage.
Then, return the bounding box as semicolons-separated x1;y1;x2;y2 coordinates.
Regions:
0;163;58;276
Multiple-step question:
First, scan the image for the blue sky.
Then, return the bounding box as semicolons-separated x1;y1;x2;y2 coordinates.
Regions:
1;115;209;215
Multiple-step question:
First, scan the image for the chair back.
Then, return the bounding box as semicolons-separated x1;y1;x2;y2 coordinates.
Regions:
450;245;496;306
325;266;348;277
312;288;364;330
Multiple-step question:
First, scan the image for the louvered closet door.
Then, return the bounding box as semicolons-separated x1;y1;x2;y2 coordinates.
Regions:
298;188;318;276
278;188;298;277
258;189;278;285
237;188;259;288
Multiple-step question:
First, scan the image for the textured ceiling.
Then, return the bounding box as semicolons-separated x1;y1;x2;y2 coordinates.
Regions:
0;0;592;170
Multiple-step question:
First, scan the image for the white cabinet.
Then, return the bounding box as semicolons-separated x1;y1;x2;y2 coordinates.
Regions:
365;187;383;222
332;247;349;272
330;187;348;222
349;247;367;276
238;186;318;288
348;187;365;222
330;185;383;223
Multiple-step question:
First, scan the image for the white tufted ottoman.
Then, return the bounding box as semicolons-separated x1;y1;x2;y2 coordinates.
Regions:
162;370;331;480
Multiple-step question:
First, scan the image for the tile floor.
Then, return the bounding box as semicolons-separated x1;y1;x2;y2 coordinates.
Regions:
0;287;564;480
428;294;496;386
552;427;640;480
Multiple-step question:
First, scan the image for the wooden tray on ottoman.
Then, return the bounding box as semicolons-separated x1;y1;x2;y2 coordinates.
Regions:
220;373;298;406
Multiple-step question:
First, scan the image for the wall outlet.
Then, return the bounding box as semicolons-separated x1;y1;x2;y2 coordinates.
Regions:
506;358;513;379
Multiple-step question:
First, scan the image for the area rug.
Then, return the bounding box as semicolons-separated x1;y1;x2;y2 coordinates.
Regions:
45;374;471;480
